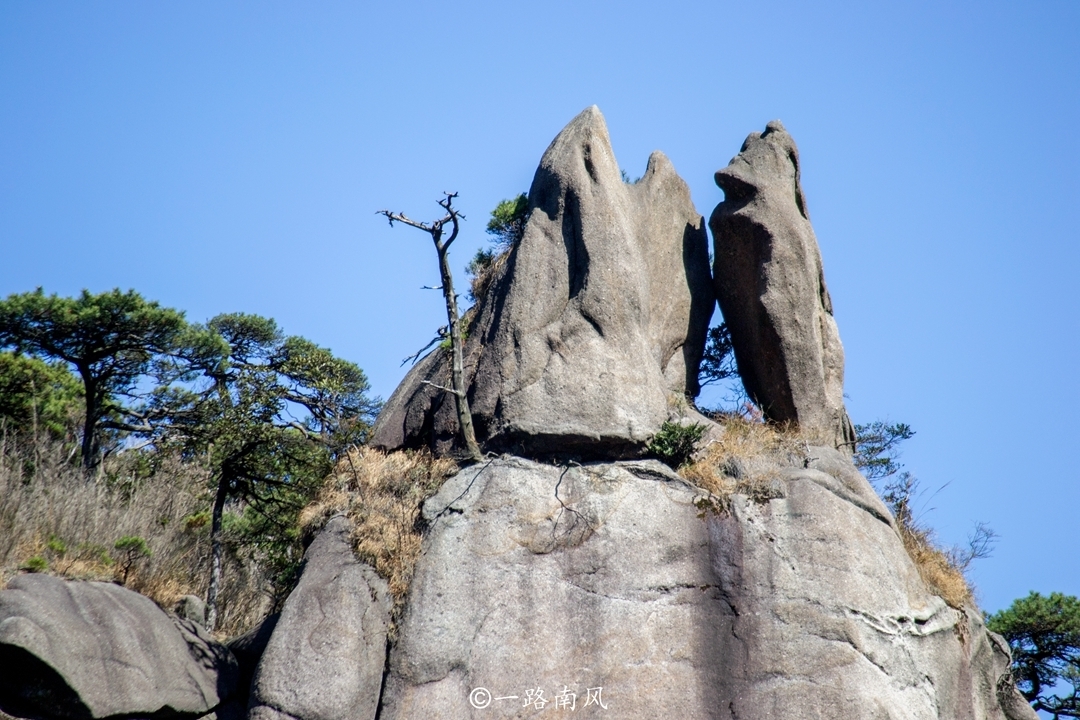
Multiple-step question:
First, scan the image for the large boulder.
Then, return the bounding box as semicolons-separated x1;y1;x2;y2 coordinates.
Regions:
379;456;729;718
710;121;854;449
0;574;238;720
248;515;391;720
379;452;1032;719
373;105;714;458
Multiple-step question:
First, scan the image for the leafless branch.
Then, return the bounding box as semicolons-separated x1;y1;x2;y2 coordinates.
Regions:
401;327;447;366
377;210;435;232
421;379;460;396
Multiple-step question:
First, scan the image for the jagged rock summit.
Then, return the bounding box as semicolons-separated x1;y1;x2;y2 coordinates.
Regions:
710;120;855;449
372;105;714;457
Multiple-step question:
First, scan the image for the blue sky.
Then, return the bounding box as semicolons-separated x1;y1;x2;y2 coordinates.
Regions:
1;1;1077;615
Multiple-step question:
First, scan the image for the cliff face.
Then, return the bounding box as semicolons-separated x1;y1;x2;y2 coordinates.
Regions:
0;108;1035;720
373;449;1029;720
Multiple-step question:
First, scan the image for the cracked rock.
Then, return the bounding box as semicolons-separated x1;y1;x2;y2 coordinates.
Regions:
708;447;1026;720
379;457;728;718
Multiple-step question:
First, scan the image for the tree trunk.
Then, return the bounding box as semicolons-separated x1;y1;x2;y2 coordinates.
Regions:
205;473;228;632
436;244;483;462
79;374;101;473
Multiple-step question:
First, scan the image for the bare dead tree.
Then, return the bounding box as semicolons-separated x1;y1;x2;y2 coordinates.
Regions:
379;193;483;462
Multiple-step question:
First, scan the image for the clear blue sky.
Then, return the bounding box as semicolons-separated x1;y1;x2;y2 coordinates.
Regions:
2;1;1077;615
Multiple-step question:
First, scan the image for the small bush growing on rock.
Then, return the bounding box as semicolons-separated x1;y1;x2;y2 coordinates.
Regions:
647;421;706;469
466;194;528;303
300;447;458;618
20;555;47;573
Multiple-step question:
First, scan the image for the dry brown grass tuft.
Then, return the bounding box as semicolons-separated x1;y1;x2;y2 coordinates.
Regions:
681;416;806;512
300;447;458;615
897;523;973;609
468;248;511;306
882;473;975;610
0;433;272;637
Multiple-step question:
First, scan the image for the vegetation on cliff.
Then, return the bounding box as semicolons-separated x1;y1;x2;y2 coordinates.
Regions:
0;288;378;632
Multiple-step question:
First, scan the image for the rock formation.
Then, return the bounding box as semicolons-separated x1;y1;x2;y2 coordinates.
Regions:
0;574;238;720
710;446;1035;720
710;120;855;449
380;457;728;718
247;515;391;720
375;451;1034;720
372;105;714;457
0;109;1037;720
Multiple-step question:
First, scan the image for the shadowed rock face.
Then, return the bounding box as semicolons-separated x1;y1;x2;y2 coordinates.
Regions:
0;574;237;720
372;105;714;458
710;121;855;449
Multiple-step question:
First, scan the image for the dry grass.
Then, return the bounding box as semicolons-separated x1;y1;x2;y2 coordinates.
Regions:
897;523;973;609
468;247;511;305
299;447;458;616
681;416;806;512
0;432;272;637
881;473;975;610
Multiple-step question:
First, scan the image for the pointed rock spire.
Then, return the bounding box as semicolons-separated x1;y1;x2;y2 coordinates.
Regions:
373;106;713;457
710;120;854;449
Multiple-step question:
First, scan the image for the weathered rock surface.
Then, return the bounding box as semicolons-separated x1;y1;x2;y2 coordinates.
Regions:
373;105;714;457
710;121;854;449
0;574;238;720
380;452;1030;719
711;444;1033;720
248;515;391;720
380;456;728;718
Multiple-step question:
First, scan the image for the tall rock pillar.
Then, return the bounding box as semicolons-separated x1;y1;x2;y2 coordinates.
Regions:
710;121;855;449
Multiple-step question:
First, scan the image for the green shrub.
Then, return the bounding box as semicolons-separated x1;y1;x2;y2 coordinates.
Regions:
647;422;706;469
45;534;67;556
21;556;47;573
